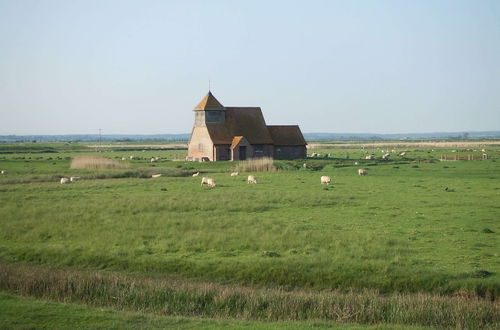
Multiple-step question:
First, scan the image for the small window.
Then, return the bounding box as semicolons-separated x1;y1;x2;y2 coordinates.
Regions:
198;143;203;152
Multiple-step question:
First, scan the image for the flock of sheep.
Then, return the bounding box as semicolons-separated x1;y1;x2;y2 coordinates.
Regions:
197;172;258;188
196;169;368;188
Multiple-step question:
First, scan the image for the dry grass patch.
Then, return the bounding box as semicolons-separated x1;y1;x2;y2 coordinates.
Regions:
235;157;276;172
70;156;127;170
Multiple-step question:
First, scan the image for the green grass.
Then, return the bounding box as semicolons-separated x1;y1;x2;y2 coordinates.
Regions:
1;265;497;329
2;292;426;329
0;141;499;328
1;156;498;295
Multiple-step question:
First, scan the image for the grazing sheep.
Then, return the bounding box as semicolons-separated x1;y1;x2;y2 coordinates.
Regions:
201;177;216;187
247;175;257;184
192;172;200;177
399;152;406;156
129;155;138;160
320;176;331;184
382;153;390;160
150;157;157;163
60;177;70;184
0;170;5;174
151;174;162;178
365;155;374;160
311;152;318;157
358;169;367;176
354;162;358;165
70;176;81;182
121;157;126;161
230;172;239;176
303;163;307;169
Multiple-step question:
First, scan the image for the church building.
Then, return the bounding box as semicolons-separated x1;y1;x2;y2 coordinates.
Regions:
187;92;307;161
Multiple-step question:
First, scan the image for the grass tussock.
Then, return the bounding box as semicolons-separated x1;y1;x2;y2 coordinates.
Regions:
0;263;498;329
71;156;127;170
235;157;276;172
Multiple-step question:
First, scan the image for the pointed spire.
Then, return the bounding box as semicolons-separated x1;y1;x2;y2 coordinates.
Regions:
194;91;225;111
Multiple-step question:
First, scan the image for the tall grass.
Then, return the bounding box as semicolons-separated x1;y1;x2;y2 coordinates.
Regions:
71;156;127;170
235;157;276;172
0;263;498;328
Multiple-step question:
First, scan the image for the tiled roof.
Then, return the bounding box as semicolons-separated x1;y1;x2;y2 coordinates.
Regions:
231;136;245;149
267;125;307;146
194;91;225;110
192;92;305;147
206;107;274;145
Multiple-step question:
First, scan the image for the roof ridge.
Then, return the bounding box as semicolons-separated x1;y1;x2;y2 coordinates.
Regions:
194;91;225;111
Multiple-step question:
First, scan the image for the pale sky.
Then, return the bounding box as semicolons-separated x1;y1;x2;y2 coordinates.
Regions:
0;0;499;135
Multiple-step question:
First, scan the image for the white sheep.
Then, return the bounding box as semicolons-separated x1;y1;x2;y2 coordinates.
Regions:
70;176;81;182
320;176;331;184
358;169;367;176
192;172;200;177
151;174;162;178
201;177;216;187
230;172;239;176
247;175;257;184
60;177;70;184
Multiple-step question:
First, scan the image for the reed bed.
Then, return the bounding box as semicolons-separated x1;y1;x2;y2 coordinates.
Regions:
71;156;127;170
235;157;276;172
0;263;497;329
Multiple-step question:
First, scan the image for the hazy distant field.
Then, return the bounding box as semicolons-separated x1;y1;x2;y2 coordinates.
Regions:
0;141;499;328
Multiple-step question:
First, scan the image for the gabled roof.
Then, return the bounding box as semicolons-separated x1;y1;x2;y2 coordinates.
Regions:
267;125;307;146
205;107;274;145
231;136;246;149
194;91;225;111
227;107;274;144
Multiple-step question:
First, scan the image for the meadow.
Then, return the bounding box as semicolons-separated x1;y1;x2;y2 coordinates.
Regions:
0;141;499;328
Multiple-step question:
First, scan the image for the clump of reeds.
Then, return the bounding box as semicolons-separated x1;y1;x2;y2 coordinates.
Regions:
0;262;498;328
235;157;276;172
70;156;127;170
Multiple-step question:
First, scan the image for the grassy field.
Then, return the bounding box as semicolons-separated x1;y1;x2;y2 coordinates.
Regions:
0;141;499;328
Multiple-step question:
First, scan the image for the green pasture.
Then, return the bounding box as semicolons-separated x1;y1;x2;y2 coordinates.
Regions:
0;142;499;297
